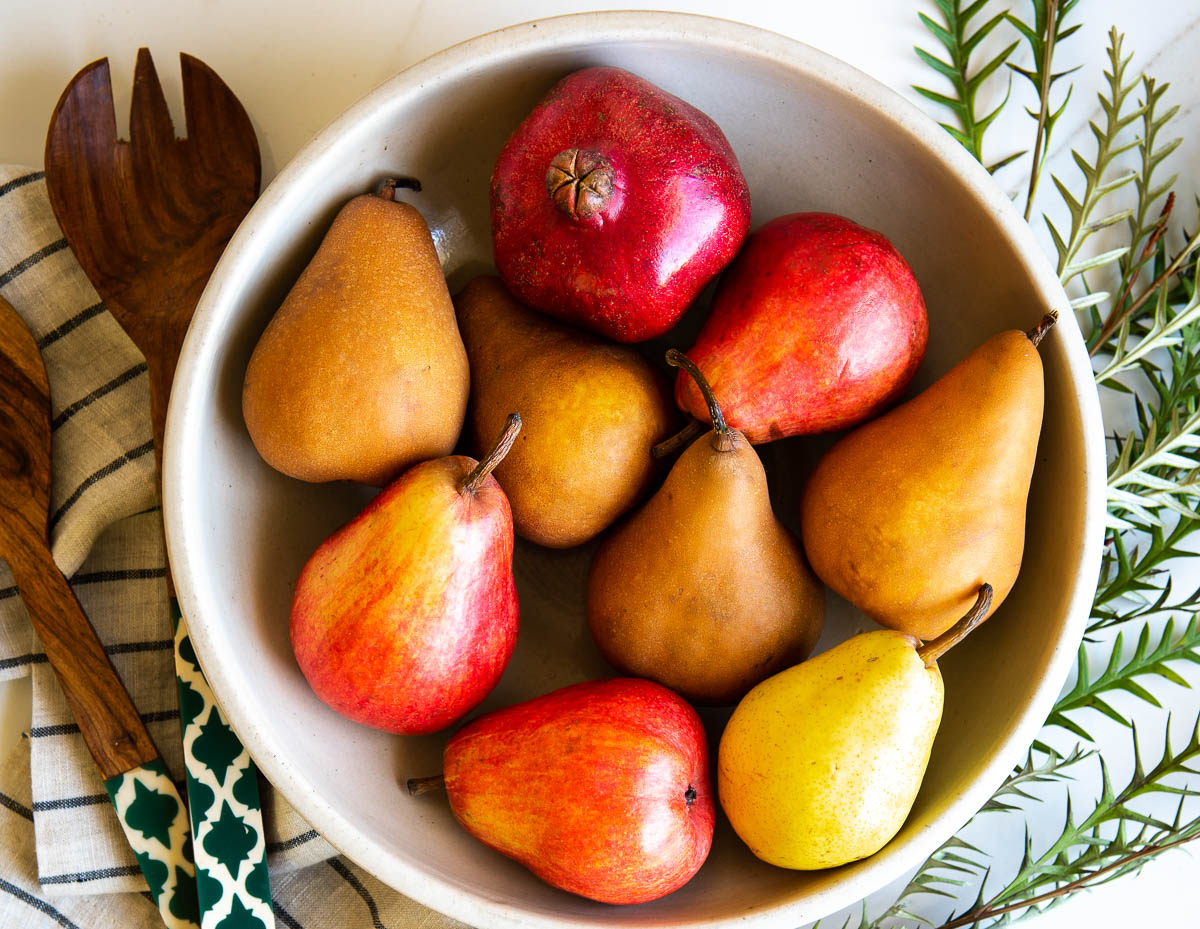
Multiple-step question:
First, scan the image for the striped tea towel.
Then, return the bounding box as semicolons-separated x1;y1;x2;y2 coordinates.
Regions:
0;165;469;929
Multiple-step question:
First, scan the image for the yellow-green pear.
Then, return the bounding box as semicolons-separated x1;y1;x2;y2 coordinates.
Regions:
718;585;991;870
243;181;469;486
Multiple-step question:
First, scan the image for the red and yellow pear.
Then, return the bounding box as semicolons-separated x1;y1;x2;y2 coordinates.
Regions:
409;677;714;904
289;415;522;735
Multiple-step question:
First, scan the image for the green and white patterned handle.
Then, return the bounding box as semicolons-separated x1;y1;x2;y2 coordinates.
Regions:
174;604;274;929
104;761;201;929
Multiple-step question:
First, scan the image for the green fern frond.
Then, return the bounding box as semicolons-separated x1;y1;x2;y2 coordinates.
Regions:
1006;0;1082;218
1047;28;1144;287
1043;618;1200;736
913;0;1021;170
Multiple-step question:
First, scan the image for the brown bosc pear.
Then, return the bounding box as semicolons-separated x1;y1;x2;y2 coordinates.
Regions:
587;350;825;705
800;316;1054;641
454;276;674;548
243;180;469;486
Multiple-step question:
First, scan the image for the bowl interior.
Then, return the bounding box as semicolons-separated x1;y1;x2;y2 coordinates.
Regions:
166;14;1101;929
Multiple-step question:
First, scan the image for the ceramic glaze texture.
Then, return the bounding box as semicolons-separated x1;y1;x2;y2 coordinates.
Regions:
164;12;1105;929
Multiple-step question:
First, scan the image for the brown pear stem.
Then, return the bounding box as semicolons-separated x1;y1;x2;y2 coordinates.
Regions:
916;583;994;668
1026;312;1058;347
652;419;707;459
666;349;733;453
460;413;522;495
406;774;446;796
375;177;423;200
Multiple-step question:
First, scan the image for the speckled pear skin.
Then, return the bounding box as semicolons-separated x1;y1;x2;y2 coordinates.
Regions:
587;427;824;705
242;193;469;486
454;276;675;548
800;329;1045;640
718;630;943;870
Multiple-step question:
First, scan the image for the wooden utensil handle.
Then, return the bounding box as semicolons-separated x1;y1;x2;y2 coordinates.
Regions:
7;530;159;779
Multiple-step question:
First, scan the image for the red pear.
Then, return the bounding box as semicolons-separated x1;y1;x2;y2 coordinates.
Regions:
491;66;751;343
290;415;522;734
677;212;929;442
411;678;714;904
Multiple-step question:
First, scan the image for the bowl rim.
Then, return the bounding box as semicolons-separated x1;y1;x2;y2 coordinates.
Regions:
164;9;1107;928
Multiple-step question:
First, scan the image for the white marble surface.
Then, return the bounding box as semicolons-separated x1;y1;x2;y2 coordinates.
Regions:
2;1;1198;927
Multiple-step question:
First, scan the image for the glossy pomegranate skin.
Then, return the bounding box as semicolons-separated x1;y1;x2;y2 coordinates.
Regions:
491;66;751;343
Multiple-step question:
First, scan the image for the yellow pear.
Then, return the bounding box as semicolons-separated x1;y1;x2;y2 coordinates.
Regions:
454;276;674;548
243;181;469;486
800;317;1052;640
587;350;824;705
718;586;991;870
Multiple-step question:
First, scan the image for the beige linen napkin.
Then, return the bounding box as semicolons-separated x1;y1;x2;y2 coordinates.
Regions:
0;165;468;929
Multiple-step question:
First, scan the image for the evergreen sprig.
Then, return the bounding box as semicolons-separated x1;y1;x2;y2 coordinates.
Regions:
845;723;1200;929
1045;28;1143;298
1006;0;1082;218
1042;618;1200;741
914;0;1021;171
1091;519;1200;632
833;7;1200;928
1085;76;1182;341
931;719;1200;928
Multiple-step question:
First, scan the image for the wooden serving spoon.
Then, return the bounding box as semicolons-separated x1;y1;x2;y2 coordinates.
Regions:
0;296;199;929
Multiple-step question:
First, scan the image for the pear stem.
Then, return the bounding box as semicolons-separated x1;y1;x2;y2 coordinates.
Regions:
1026;312;1058;347
406;774;446;796
460;413;522;495
375;177;423;200
916;583;994;668
652;419;707;459
666;349;733;453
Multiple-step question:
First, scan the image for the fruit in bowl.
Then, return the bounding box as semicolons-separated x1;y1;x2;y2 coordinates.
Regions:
289;416;522;735
412;678;714;904
675;212;929;442
490;65;752;343
242;181;469;486
587;350;824;705
166;13;1104;929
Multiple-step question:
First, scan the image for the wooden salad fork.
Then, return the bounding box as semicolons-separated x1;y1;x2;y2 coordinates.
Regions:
0;296;200;929
44;50;274;929
44;47;260;469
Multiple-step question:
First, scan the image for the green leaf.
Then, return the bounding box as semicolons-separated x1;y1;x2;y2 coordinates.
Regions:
912;0;1020;165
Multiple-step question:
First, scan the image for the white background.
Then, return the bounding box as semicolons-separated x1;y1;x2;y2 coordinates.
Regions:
1;1;1198;927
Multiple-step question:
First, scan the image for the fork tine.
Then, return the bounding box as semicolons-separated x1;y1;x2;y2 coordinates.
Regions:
129;48;192;238
130;48;178;154
44;57;135;296
180;53;261;196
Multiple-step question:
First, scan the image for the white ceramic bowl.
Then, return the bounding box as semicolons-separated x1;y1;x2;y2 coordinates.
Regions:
165;11;1106;929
